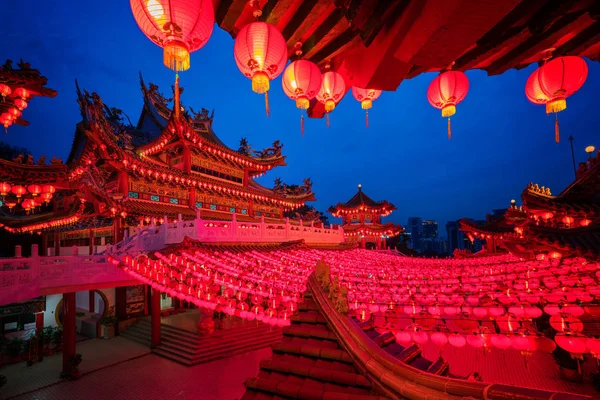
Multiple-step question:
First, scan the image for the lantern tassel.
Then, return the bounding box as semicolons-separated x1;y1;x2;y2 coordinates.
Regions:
447;117;452;140
301;115;304;137
366;111;369;128
326;112;330;128
265;91;271;118
555;113;560;143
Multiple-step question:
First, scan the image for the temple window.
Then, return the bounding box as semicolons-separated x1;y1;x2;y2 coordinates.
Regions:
128;191;139;199
256;212;262;216
169;198;179;205
241;209;247;214
195;202;202;208
150;195;160;202
229;207;236;213
210;204;217;210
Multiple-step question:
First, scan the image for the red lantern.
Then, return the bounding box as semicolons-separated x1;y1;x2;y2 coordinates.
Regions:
490;334;511;350
13;88;29;101
27;184;41;197
448;333;466;348
130;0;214;71
587;337;600;356
317;70;345;128
281;60;322;134
11;185;26;199
0;182;10;196
555;333;587;354
42;184;55;194
550;314;583;333
14;99;27;111
562;216;574;226
352;87;382;128
549;251;562;260
234;22;287;116
41;192;53;205
525;56;587;143
580;218;592;227
427;70;469;139
8;108;21;119
0;84;11;99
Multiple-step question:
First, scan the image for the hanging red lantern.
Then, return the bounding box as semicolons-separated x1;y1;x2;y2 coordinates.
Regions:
42;184;56;194
8;108;21;119
525;56;587;143
352;87;382;128
317;70;345;128
427;70;469;140
281;59;322;135
550;314;583;333
13;88;29;101
27;184;41;197
580;218;592;227
11;185;26;199
0;182;11;196
549;251;562;260
14;99;27;111
0;84;11;101
130;0;214;71
41;192;53;205
562;216;574;226
555;333;587;354
234;22;287;117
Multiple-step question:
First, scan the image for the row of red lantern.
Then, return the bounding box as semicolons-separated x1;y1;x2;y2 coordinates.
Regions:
0;183;55;198
0;85;30;132
3;214;80;234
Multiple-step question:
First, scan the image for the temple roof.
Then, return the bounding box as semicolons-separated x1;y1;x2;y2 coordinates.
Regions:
328;185;396;214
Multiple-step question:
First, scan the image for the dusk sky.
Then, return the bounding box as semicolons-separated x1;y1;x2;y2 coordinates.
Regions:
1;1;599;236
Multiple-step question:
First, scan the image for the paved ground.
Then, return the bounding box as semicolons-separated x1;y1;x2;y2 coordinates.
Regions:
8;347;270;400
0;337;150;399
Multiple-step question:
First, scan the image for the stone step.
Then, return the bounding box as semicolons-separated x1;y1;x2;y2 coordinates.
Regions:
156;331;282;361
153;336;280;366
128;323;280;351
120;331;151;347
137;318;274;342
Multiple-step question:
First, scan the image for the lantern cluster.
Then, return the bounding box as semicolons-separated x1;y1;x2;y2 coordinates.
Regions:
0;182;55;214
0;85;30;132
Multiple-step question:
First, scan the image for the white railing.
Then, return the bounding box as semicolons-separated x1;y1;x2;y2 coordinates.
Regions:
0;244;135;306
107;213;345;257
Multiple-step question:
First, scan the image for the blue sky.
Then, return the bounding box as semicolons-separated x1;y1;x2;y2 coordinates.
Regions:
1;0;599;236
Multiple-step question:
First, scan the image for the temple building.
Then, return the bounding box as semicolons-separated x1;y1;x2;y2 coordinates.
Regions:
460;150;600;260
0;73;316;255
328;184;403;249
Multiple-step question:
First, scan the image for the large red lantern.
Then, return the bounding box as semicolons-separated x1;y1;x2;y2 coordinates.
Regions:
234;22;287;116
0;182;10;196
555;333;587;355
427;70;469;139
281;59;322;134
27;184;41;197
130;0;214;71
317;70;345;127
525;56;587;143
14;99;27;111
11;185;26;199
13;88;28;101
0;84;11;100
352;87;382;128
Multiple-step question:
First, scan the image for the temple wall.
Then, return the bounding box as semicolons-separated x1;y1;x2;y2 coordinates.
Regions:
43;294;62;327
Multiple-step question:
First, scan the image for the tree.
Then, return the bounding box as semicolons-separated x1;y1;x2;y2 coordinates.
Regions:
284;204;329;226
237;137;251;156
0;141;31;160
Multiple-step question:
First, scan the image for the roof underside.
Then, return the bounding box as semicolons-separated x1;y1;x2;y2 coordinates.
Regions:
216;0;600;118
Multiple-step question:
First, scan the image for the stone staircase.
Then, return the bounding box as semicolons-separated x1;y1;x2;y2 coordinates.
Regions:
122;317;282;366
241;293;389;400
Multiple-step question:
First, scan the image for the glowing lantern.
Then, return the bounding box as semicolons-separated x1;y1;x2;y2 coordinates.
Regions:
555;333;587;354
395;330;412;344
427;70;469;139
234;22;287;116
0;182;10;196
467;333;485;349
587;337;600;357
0;84;11;100
448;333;466;348
130;0;214;71
41;192;53;205
14;99;27;111
27;184;41;197
562;216;574;226
42;184;56;194
281;59;322;134
525;56;587;143
8;108;21;119
580;218;592;227
5;201;16;210
490;334;511;350
413;329;429;345
316;70;345;127
550;314;583;333
11;185;26;199
13;88;28;101
512;334;535;353
549;251;562;260
431;332;448;346
352;87;382;127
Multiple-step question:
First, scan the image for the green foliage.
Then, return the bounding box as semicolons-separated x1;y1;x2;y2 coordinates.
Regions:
53;328;63;346
6;338;23;357
0;141;31;160
43;326;55;345
70;353;83;370
99;315;117;325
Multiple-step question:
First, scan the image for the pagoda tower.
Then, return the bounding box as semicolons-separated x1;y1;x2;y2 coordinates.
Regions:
328;184;403;249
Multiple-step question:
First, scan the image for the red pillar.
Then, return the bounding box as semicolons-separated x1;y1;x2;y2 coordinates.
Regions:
62;292;76;375
88;228;94;255
361;237;366;249
89;290;95;313
41;233;48;257
54;231;60;256
151;288;161;347
35;313;44;332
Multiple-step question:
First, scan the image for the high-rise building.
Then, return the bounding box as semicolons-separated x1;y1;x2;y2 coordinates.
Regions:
422;220;438;239
407;217;422;251
446;220;464;253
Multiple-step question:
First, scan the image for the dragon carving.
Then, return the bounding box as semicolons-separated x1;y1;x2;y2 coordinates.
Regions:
238;137;252;156
148;83;172;105
273;177;312;196
252;140;283;159
189;107;213;123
